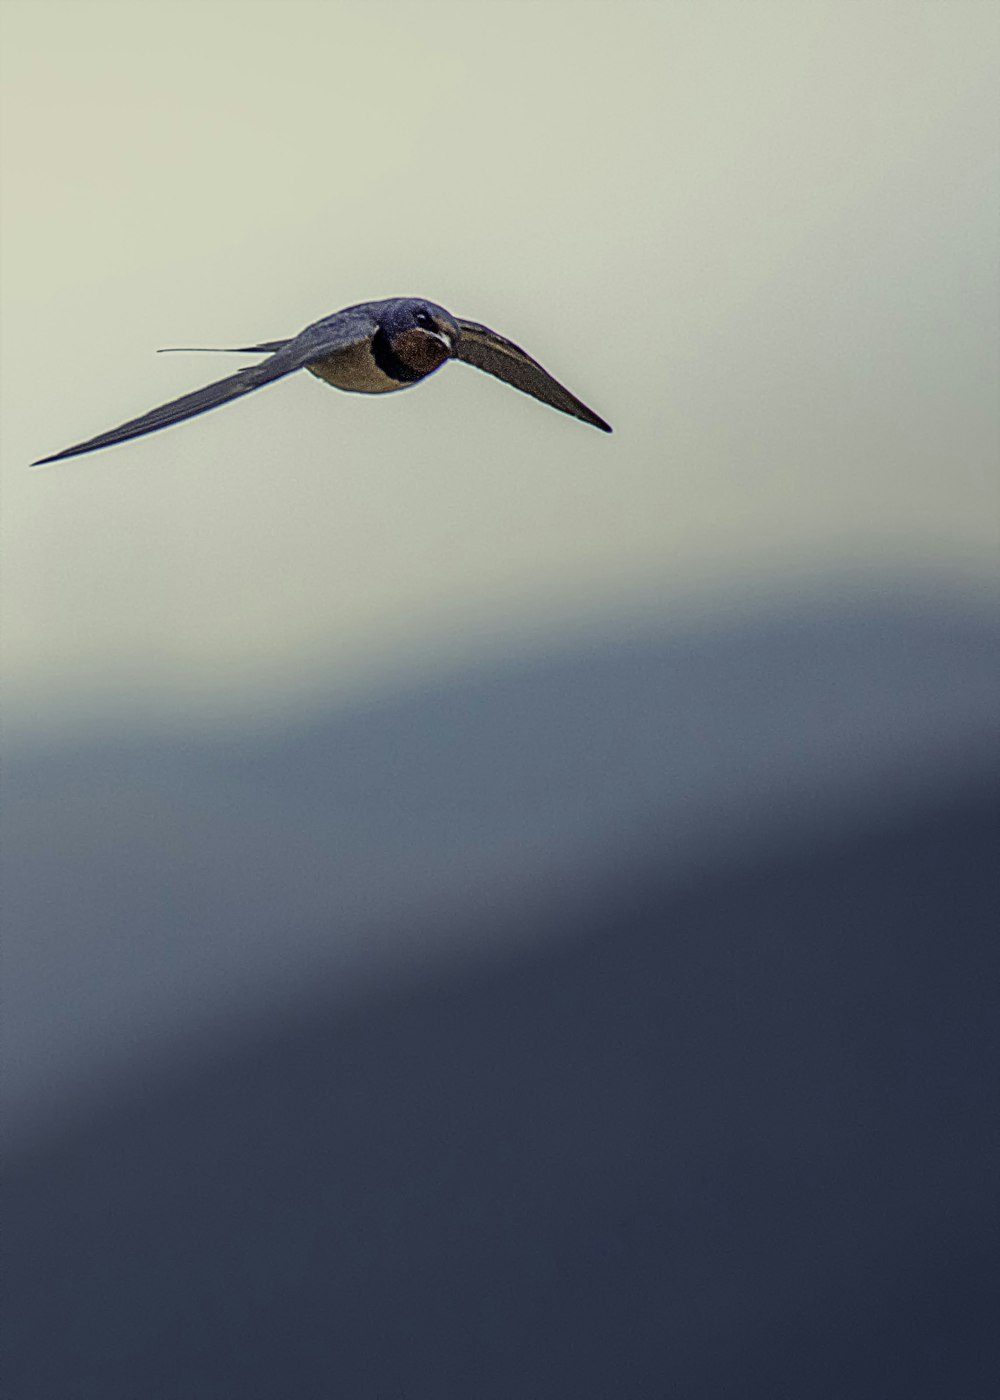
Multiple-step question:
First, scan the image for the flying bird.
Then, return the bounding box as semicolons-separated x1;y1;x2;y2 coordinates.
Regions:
33;298;611;465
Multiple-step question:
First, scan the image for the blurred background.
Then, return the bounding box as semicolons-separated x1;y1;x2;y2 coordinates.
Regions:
2;2;998;1395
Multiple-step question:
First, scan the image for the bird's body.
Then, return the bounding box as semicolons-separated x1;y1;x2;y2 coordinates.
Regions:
307;338;405;394
33;297;611;466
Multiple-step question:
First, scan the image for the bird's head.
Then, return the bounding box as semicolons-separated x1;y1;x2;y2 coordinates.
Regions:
380;299;460;376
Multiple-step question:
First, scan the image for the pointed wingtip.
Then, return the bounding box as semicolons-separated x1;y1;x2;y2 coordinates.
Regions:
32;443;90;467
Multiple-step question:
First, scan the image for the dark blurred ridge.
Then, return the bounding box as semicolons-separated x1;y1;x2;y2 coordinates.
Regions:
4;588;998;1144
4;773;998;1398
2;585;999;1394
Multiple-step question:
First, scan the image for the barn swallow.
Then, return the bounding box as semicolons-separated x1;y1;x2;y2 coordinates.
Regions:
32;298;611;465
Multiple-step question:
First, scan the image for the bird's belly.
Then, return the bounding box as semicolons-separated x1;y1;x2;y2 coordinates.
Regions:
306;341;403;395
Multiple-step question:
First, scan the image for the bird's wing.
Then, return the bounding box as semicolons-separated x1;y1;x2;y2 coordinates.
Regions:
32;310;378;466
454;319;611;433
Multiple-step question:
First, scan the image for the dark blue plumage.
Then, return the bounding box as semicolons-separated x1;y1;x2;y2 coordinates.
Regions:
33;297;611;466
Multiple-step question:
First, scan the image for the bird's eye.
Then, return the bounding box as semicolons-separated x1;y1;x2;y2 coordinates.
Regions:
415;309;433;328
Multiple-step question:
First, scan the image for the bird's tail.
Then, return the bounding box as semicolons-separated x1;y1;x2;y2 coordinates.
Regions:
156;340;291;355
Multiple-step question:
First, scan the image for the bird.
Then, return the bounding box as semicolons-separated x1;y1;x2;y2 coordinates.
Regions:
32;298;611;465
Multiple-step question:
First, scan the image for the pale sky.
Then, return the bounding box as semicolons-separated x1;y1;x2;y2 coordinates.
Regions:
2;0;997;735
